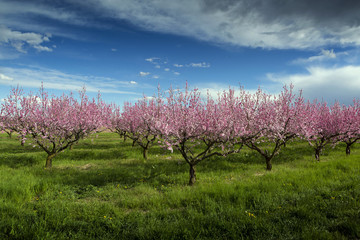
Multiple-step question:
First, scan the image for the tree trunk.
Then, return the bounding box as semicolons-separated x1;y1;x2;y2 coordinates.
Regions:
265;157;272;171
132;140;136;147
315;148;321;161
346;144;351;156
45;153;56;169
143;147;148;160
189;164;196;186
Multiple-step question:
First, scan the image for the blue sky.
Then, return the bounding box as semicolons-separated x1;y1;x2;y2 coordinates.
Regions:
1;0;360;105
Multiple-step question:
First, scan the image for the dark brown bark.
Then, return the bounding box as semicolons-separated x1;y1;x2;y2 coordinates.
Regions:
6;132;12;138
189;164;196;186
315;148;321;161
45;153;56;169
265;157;272;171
346;144;351;156
143;147;148;160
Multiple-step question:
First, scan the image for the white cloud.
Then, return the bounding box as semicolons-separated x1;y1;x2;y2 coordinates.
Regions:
0;1;88;35
139;71;150;77
33;45;53;52
111;48;117;52
0;25;53;53
145;57;210;72
321;49;336;59
138;96;156;102
0;65;138;95
145;57;160;63
188;62;210;68
306;49;336;62
0;73;13;81
292;49;347;64
129;80;137;84
173;72;180;75
152;75;159;79
267;65;360;104
0;46;20;60
196;82;259;100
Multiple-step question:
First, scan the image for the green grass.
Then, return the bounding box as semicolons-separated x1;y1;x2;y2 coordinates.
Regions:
0;133;359;239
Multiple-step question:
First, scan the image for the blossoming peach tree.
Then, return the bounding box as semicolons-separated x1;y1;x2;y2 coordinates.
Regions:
1;86;38;145
338;99;360;155
0;115;14;138
298;100;343;161
1;85;112;168
111;97;163;160
154;84;245;185
2;82;359;184
242;85;303;170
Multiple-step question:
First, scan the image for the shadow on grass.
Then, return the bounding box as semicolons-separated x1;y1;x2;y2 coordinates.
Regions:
38;160;189;188
198;142;316;172
46;152;268;189
0;143;45;154
275;143;314;163
71;142;121;150
60;149;127;161
0;154;40;168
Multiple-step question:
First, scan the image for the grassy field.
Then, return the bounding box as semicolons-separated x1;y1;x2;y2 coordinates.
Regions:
0;132;359;239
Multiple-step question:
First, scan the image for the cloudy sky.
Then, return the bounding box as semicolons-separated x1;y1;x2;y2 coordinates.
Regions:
1;0;360;105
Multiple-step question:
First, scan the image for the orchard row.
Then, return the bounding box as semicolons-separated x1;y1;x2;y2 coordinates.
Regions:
1;84;359;185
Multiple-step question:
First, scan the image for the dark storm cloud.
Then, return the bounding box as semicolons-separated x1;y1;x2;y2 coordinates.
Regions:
1;0;360;49
199;0;360;41
209;0;360;27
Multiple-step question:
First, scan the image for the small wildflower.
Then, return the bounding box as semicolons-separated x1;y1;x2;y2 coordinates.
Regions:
331;196;335;200
104;216;106;218
97;190;100;193
246;211;256;218
59;191;62;194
